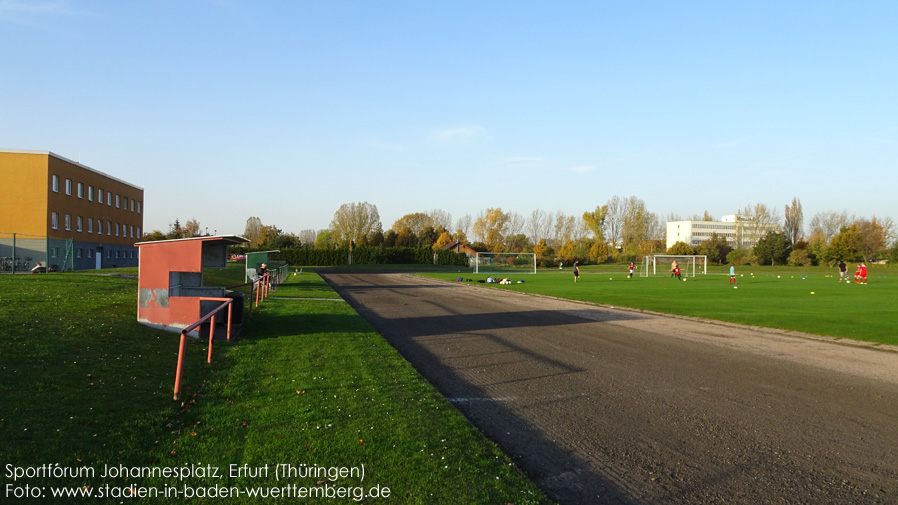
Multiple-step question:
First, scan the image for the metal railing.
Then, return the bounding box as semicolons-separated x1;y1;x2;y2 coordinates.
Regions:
171;273;274;401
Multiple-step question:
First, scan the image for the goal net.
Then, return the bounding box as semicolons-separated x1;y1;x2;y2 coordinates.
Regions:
641;255;707;278
474;252;537;274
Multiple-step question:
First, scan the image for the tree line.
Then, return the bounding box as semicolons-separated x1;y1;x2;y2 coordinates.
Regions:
143;196;897;266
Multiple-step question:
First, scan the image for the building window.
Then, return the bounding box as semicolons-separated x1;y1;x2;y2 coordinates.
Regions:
107;250;111;259
115;195;120;208
130;225;134;238
123;197;128;210
115;250;120;259
76;248;82;259
77;182;84;198
88;218;93;233
137;227;141;237
76;216;83;232
51;212;58;229
108;194;112;207
88;186;94;201
87;249;92;258
97;219;102;234
65;179;72;195
51;247;58;259
130;200;134;212
115;223;119;236
107;222;111;235
98;189;104;204
137;202;141;214
65;214;71;231
52;175;59;192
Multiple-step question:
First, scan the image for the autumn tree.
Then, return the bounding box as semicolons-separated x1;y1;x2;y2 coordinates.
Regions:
258;224;282;249
620;196;652;254
392;212;433;236
824;225;863;263
432;231;453;250
582;205;607;243
472;208;509;252
854;218;887;259
667;241;695;255
330;202;382;249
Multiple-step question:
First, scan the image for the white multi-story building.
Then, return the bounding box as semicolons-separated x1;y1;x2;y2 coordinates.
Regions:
666;214;779;250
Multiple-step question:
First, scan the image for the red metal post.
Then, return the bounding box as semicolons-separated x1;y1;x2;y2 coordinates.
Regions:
207;313;216;363
226;303;233;342
173;332;188;401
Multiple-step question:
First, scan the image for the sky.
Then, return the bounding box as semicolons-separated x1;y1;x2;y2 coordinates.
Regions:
2;1;896;238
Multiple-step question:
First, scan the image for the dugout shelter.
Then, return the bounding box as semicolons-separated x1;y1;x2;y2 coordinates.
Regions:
135;235;248;337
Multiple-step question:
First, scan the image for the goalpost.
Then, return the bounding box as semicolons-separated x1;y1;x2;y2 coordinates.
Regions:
474;252;537;274
640;255;707;278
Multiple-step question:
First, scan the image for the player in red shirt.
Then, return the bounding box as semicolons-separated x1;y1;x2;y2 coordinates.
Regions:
860;262;868;284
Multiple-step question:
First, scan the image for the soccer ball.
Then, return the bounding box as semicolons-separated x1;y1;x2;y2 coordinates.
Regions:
683;278;687;282
734;286;738;289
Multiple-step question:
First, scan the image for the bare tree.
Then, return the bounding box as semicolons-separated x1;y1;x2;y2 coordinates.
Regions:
244;216;262;246
182;218;202;238
604;196;624;248
429;209;453;231
298;229;318;247
527;209;553;245
646;212;665;241
808;210;854;243
505;211;525;239
783;197;803;244
738;203;781;247
554;213;578;245
455;214;473;242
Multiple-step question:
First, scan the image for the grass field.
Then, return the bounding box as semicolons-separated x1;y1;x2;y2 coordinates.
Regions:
420;264;898;347
0;266;550;504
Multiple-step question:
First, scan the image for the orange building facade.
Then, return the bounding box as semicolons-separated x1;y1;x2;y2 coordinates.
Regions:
0;150;144;270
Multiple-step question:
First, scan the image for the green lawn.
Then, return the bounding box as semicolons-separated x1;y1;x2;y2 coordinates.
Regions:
0;267;551;504
421;265;898;347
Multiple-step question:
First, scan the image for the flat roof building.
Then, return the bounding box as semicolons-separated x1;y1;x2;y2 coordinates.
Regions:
666;214;779;251
0;149;144;270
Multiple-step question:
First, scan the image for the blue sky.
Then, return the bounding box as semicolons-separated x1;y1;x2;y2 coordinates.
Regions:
2;1;896;237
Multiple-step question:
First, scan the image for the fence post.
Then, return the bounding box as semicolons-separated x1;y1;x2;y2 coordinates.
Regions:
173;332;188;401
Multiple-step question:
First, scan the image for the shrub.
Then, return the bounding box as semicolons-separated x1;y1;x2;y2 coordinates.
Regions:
788;249;812;267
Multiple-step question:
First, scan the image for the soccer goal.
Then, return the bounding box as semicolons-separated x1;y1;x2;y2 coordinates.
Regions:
474;252;537;274
640;255;707;278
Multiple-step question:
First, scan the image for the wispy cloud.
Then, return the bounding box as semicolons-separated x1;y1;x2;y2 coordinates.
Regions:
0;0;87;27
0;0;76;17
430;125;486;143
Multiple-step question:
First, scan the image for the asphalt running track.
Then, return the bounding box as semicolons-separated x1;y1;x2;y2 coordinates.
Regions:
322;272;898;505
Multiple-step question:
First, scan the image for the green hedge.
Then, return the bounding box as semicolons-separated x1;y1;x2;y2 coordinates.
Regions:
270;246;469;266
